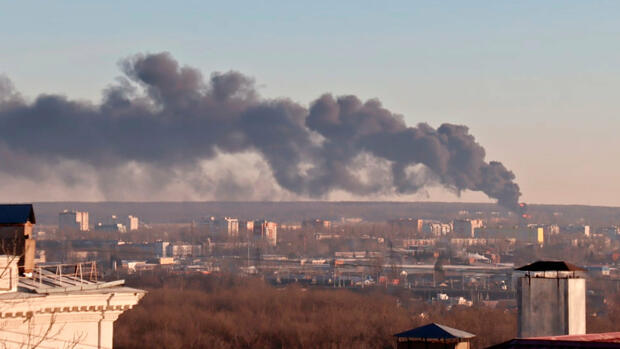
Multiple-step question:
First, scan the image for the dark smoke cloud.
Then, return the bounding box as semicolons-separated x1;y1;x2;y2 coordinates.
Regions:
0;52;521;209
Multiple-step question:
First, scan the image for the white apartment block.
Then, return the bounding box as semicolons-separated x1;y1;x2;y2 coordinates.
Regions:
59;210;89;232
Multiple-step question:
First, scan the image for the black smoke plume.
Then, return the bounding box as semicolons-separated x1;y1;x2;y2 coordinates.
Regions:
0;52;521;209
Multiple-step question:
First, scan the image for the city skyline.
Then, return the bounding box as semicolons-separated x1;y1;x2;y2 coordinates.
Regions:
1;1;619;206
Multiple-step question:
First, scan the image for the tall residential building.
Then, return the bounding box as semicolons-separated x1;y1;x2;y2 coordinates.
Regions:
59;210;89;232
453;219;483;237
203;216;239;238
388;218;424;234
422;222;453;236
127;215;139;231
253;220;278;246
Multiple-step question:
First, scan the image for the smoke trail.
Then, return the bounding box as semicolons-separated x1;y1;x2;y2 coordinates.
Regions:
0;52;521;209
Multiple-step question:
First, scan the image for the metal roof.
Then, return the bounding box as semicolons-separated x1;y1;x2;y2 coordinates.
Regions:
487;338;620;348
516;260;585;272
18;262;125;294
394;323;475;339
533;333;620;343
0;204;36;225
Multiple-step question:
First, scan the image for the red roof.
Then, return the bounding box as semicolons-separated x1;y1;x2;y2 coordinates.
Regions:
532;333;620;343
488;333;620;348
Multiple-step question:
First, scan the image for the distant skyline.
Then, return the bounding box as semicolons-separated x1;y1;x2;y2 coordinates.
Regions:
1;1;619;206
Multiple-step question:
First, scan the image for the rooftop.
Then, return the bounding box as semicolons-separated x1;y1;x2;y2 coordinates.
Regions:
394;323;475;340
0;204;36;225
516;260;585;272
488;332;620;349
533;333;620;343
20;262;127;294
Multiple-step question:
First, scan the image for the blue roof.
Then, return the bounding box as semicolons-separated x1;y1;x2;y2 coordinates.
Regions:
394;323;475;339
0;204;36;224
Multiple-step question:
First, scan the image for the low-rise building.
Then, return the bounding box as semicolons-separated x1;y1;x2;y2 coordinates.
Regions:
394;323;475;349
0;204;144;348
95;222;127;233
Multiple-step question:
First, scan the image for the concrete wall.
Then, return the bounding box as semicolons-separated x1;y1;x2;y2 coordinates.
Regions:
518;276;586;337
568;278;586;335
0;256;18;292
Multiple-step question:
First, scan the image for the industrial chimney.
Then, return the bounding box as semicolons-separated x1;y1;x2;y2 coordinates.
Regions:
516;260;586;338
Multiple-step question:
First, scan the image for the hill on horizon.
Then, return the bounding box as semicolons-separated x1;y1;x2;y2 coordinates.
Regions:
27;201;620;226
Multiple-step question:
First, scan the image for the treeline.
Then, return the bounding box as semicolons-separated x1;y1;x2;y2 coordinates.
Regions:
114;273;517;349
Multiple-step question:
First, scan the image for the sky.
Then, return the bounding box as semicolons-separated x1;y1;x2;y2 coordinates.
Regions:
0;1;619;206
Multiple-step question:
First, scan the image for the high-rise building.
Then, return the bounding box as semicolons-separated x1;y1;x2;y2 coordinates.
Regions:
453;219;483;237
222;217;239;237
203;216;239;238
127;215;139;231
59;210;89;232
253;220;277;246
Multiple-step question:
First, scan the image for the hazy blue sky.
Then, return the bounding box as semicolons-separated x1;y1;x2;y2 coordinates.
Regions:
1;1;619;205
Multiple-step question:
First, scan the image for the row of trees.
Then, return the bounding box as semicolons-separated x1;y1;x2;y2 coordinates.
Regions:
114;272;620;349
114;273;517;349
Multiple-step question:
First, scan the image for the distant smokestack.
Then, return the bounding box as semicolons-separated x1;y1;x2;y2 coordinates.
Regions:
0;52;521;208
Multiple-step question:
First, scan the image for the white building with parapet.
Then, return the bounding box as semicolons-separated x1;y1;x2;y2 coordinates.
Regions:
0;204;145;349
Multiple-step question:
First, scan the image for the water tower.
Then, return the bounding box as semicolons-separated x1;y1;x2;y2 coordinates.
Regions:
516;260;586;338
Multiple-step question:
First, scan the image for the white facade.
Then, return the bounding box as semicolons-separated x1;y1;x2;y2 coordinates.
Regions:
517;273;586;337
253;220;278;246
223;217;239;237
127;215;139;231
0;286;144;349
59;210;89;232
203;217;239;238
453;219;483;237
0;258;144;349
167;243;201;258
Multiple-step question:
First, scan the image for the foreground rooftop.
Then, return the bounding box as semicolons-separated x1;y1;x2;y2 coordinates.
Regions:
394;323;476;340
